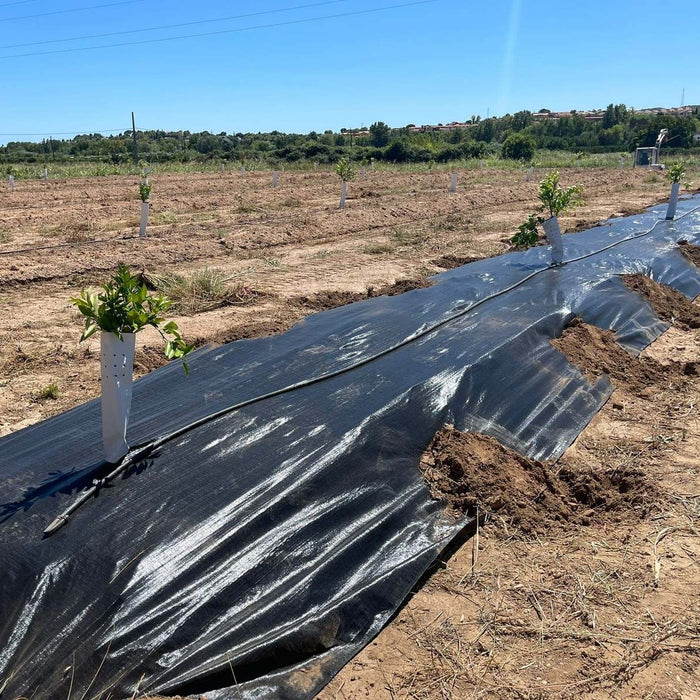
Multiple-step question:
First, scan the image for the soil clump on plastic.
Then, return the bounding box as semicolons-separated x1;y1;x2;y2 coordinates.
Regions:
678;239;700;268
623;272;700;329
419;425;655;536
292;277;431;311
430;254;480;269
550;318;698;393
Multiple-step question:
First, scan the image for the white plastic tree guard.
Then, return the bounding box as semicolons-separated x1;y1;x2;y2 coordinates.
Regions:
339;180;348;209
525;167;534;182
272;171;279;188
100;332;135;463
9;175;14;191
449;172;458;193
666;182;680;220
542;216;564;266
139;201;150;238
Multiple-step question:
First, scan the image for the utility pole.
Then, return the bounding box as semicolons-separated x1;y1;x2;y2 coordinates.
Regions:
131;111;139;164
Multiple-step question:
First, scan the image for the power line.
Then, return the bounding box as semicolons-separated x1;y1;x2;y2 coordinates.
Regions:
0;0;351;49
0;0;40;8
0;0;439;58
0;128;129;135
0;0;144;23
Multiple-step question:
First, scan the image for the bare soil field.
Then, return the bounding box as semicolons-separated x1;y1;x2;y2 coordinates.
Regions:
2;167;699;699
0;166;682;434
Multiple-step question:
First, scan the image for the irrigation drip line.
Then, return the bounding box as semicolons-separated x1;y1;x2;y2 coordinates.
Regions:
43;202;700;536
0;233;138;256
0;193;528;257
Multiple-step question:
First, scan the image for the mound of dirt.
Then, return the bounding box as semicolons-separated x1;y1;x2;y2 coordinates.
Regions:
419;425;657;536
419;426;573;535
431;254;480;269
623;273;700;329
368;277;432;297
678;240;700;268
134;346;169;374
557;459;654;518
203;317;301;346
551;319;675;393
293;277;432;311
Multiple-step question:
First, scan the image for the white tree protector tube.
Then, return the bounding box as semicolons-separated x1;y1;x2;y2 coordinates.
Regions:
449;172;458;193
9;175;14;191
240;166;245;174
100;332;135;463
272;171;279;187
542;216;564;265
139;201;149;238
526;167;534;182
666;182;680;220
339;180;347;208
43;168;48;180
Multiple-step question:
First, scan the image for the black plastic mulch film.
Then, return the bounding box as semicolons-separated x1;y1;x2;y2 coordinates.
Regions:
1;196;700;699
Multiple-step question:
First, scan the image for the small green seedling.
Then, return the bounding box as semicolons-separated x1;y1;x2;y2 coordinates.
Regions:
71;264;193;373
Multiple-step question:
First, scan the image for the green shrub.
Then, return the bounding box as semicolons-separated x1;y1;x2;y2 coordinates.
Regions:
502;133;536;161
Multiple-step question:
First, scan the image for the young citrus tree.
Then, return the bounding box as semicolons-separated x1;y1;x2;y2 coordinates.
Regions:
71;264;193;462
536;171;583;265
138;161;152;237
665;163;685;220
336;157;357;209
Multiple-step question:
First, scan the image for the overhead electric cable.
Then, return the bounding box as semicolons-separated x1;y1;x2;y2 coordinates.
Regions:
0;0;40;8
0;0;351;49
0;0;439;58
0;0;144;23
0;128;129;135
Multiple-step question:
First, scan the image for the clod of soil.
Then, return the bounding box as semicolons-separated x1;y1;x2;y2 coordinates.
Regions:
293;277;432;311
207;318;300;345
134;347;169;374
552;319;699;396
431;254;480;269
623;273;700;329
419;426;573;535
678;240;700;268
557;459;654;517
419;426;656;536
552;320;669;392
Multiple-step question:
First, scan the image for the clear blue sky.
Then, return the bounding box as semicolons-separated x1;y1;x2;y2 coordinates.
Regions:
0;0;698;144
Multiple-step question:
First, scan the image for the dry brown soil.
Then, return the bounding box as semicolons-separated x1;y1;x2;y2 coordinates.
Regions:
2;168;699;700
0;167;678;435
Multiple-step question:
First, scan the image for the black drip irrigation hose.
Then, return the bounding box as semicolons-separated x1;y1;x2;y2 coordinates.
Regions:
0;233;140;257
43;203;700;536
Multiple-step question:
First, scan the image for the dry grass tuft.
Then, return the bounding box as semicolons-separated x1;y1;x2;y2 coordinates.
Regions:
151;268;259;315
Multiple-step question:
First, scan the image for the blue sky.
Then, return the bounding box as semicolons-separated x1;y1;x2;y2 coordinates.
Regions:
0;0;698;144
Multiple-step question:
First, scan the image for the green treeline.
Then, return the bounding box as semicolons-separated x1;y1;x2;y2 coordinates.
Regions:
1;105;698;166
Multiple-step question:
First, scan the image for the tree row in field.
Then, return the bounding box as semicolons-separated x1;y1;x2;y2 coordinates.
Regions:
1;104;698;167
